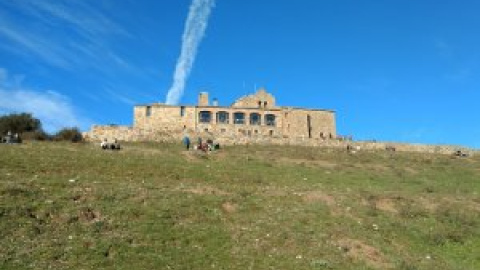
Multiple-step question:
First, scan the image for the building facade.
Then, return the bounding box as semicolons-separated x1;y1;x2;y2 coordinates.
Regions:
133;88;336;140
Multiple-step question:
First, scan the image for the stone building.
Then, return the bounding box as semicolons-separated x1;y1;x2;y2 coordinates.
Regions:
85;88;336;142
85;88;478;155
135;88;336;140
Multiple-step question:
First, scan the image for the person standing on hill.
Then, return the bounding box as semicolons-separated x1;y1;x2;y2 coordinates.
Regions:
183;135;191;150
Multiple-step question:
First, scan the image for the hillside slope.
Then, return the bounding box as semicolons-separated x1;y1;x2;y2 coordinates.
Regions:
1;142;479;269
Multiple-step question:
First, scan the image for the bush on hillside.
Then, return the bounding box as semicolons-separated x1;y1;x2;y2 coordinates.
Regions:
0;113;42;135
54;127;83;142
22;130;51;141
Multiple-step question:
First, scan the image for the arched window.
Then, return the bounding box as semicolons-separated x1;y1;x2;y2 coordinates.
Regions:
250;113;261;125
265;114;276;126
234;112;245;124
199;111;212;123
216;111;229;124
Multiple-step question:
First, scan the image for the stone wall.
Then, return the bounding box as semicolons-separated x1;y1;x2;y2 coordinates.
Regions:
83;124;475;156
282;109;336;139
134;105;197;132
83;125;181;142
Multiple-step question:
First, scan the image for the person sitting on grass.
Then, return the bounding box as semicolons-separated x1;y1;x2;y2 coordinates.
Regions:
111;139;121;150
101;138;109;150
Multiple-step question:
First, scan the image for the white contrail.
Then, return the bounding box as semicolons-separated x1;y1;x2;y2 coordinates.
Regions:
165;0;215;105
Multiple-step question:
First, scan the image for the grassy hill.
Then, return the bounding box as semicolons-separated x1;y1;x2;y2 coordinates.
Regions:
1;141;479;269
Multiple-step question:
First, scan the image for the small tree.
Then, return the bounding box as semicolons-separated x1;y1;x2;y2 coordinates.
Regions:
54;127;83;142
0;113;42;135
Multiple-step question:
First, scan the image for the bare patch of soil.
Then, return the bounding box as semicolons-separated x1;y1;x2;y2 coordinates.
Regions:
71;186;95;203
123;147;166;156
181;149;225;161
361;195;407;214
181;150;206;161
261;187;288;197
404;167;418;175
277;157;337;169
336;238;392;269
361;164;391;172
418;197;438;212
302;191;335;206
375;198;398;214
221;202;237;214
183;186;231;196
79;207;102;223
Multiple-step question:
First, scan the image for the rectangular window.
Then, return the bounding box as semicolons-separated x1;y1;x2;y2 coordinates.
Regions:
180;106;185;117
216;112;229;124
146;106;152;117
199;111;212;123
234;112;245;124
265;114;276;126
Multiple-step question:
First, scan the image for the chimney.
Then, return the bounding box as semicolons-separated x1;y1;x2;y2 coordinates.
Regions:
212;98;218;106
198;92;209;106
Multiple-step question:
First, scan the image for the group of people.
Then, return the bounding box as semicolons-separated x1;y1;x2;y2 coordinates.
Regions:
100;138;121;150
1;131;21;144
97;136;219;152
454;150;469;157
183;136;220;152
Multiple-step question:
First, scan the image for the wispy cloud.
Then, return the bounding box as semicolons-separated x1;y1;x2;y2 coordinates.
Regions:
0;68;91;132
0;17;73;69
105;88;137;106
0;1;132;72
166;0;216;105
24;0;130;39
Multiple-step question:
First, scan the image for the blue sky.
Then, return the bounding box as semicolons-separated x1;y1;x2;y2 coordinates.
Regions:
0;0;479;148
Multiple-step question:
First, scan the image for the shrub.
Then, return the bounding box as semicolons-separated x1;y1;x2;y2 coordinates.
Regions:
54;127;83;142
22;130;51;141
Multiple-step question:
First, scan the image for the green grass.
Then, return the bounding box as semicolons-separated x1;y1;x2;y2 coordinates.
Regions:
1;141;479;269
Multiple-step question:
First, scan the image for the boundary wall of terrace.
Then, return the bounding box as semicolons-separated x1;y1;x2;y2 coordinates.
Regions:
83;125;475;155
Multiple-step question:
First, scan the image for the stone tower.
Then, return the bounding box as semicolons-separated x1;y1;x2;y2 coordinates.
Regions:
198;92;209;106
